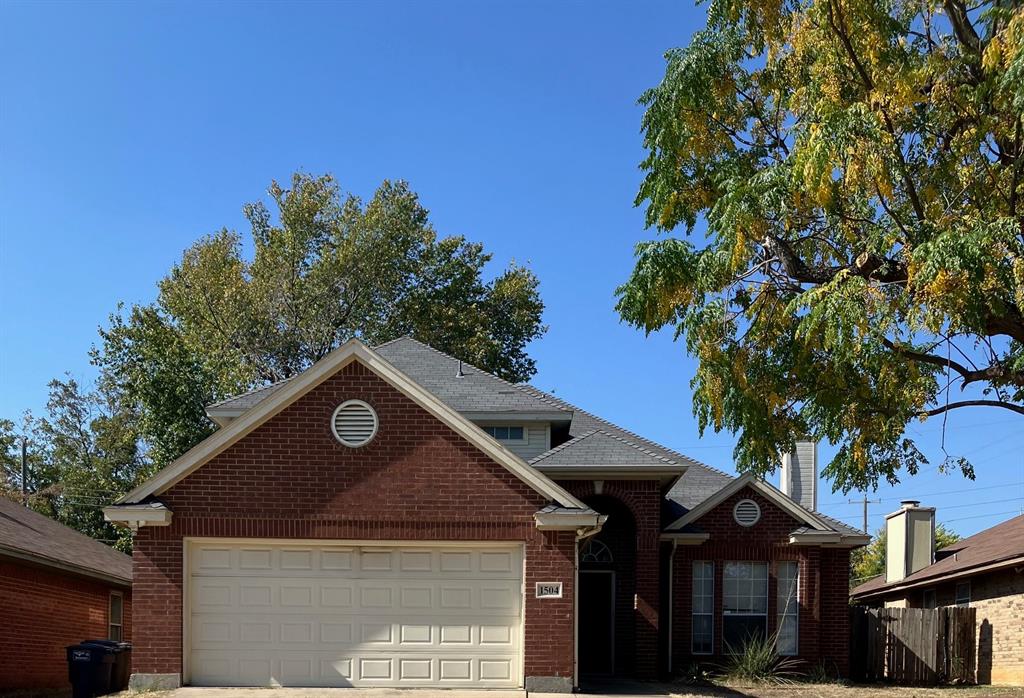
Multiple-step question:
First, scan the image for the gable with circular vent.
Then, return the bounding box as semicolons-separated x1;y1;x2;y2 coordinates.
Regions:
331;399;378;447
733;498;762;527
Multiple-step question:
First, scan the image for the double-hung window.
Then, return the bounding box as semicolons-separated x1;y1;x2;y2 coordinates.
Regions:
776;561;799;656
108;592;124;641
723;561;768;651
955;581;971;607
691;561;714;654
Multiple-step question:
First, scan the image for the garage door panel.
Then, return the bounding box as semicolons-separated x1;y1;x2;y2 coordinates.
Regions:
193;615;519;651
188;542;523;687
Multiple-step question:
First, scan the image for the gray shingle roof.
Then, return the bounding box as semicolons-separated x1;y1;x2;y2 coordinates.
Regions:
530;429;680;468
0;495;132;584
514;383;732;509
203;337;854;536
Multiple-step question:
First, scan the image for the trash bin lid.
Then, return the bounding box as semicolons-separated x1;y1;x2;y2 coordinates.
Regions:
79;641;120;655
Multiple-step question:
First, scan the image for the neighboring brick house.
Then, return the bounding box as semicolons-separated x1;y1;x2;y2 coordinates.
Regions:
0;495;132;690
851;512;1024;686
105;337;867;691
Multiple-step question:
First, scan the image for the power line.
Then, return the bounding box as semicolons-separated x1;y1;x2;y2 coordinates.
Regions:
943;510;1022;523
817;481;1024;510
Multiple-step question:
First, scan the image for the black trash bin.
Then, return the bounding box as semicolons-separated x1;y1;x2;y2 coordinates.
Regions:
66;643;116;698
83;640;131;691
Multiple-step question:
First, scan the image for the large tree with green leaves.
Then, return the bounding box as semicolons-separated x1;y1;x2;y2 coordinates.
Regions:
94;173;546;467
617;0;1024;491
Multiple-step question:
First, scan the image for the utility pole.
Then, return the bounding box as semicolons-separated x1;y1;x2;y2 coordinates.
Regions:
20;438;28;506
849;493;882;533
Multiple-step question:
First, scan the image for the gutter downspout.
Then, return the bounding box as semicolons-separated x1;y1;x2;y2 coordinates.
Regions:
667;537;678;675
574;523;603;691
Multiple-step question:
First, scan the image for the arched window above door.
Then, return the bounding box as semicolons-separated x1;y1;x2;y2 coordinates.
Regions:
580;539;614;564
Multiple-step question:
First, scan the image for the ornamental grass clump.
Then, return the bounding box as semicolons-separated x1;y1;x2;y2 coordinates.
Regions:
719;634;803;685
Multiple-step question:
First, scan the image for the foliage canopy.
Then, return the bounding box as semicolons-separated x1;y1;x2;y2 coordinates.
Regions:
617;0;1024;491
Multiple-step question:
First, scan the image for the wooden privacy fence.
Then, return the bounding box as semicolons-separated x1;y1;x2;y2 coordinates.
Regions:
850;606;976;684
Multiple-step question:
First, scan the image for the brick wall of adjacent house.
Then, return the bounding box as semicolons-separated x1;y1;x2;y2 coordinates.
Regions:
0;559;131;689
670;486;852;677
561;479;663;679
131;360;576;685
903;568;1024;685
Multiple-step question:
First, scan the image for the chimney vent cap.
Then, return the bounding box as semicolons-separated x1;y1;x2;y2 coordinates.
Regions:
900;499;921;509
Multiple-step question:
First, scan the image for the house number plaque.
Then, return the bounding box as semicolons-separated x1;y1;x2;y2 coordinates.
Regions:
535;582;563;598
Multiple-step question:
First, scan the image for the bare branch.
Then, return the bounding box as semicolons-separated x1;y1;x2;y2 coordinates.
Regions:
920;400;1024;417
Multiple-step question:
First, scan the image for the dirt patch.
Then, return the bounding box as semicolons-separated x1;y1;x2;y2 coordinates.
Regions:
670;684;1024;698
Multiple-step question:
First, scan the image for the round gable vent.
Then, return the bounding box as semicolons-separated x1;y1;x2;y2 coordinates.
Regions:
733;499;761;527
331;400;378;447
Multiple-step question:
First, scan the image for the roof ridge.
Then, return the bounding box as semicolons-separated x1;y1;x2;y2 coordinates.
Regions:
528;430;598;464
206;376;295;409
390;337;570;412
518;383;732;478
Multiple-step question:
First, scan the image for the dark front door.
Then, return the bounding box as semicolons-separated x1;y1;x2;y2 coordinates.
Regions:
579;570;615;676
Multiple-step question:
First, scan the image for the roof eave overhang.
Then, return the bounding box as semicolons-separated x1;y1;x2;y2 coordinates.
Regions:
659;532;710;545
851;554;1024;601
534;510;608;532
533;464;686;486
103;503;173;530
0;545;131;588
789;531;869;547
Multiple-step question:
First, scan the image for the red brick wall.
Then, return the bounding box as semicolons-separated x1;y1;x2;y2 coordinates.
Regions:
562;480;663;678
0;560;131;689
670;486;851;676
132;360;576;683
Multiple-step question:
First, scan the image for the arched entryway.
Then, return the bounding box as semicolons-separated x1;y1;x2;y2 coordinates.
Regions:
578;495;637;678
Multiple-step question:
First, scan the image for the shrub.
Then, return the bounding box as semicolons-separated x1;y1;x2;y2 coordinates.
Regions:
719;634;803;685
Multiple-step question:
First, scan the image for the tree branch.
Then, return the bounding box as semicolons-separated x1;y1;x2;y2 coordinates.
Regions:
920;400;1024;417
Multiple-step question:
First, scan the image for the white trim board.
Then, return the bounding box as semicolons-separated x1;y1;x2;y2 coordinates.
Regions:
665;473;832;532
118;339;586;510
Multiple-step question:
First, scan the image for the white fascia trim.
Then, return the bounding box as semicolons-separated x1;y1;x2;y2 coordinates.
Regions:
533;465;686;481
535;511;607;531
666;474;832;532
103;504;173;528
659;532;710;545
119;339;586;510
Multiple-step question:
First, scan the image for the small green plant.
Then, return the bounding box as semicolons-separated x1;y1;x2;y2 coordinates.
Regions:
803;659;843;684
719;634;803;685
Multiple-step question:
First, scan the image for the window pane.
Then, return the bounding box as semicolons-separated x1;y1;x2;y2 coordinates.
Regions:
507;426;524;440
776;615;797;655
692;561;714;654
109;594;123;624
723;615;767;651
776;562;798;656
109;624;122;641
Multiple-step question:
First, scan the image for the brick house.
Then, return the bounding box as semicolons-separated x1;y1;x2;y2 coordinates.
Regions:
0;495;132;690
105;337;867;691
851;509;1024;685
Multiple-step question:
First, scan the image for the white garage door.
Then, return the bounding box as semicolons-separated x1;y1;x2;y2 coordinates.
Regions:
187;541;523;687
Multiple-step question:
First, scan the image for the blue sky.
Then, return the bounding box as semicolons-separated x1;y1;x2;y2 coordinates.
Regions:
1;0;1021;538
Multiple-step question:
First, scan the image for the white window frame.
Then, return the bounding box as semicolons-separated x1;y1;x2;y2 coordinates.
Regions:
722;561;768;652
691;561;714;655
108;591;124;641
481;425;527;443
955;580;971;607
776;561;799;656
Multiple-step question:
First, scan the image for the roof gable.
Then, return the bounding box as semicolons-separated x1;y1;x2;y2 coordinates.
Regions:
118;339;585;509
666;474;832;532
